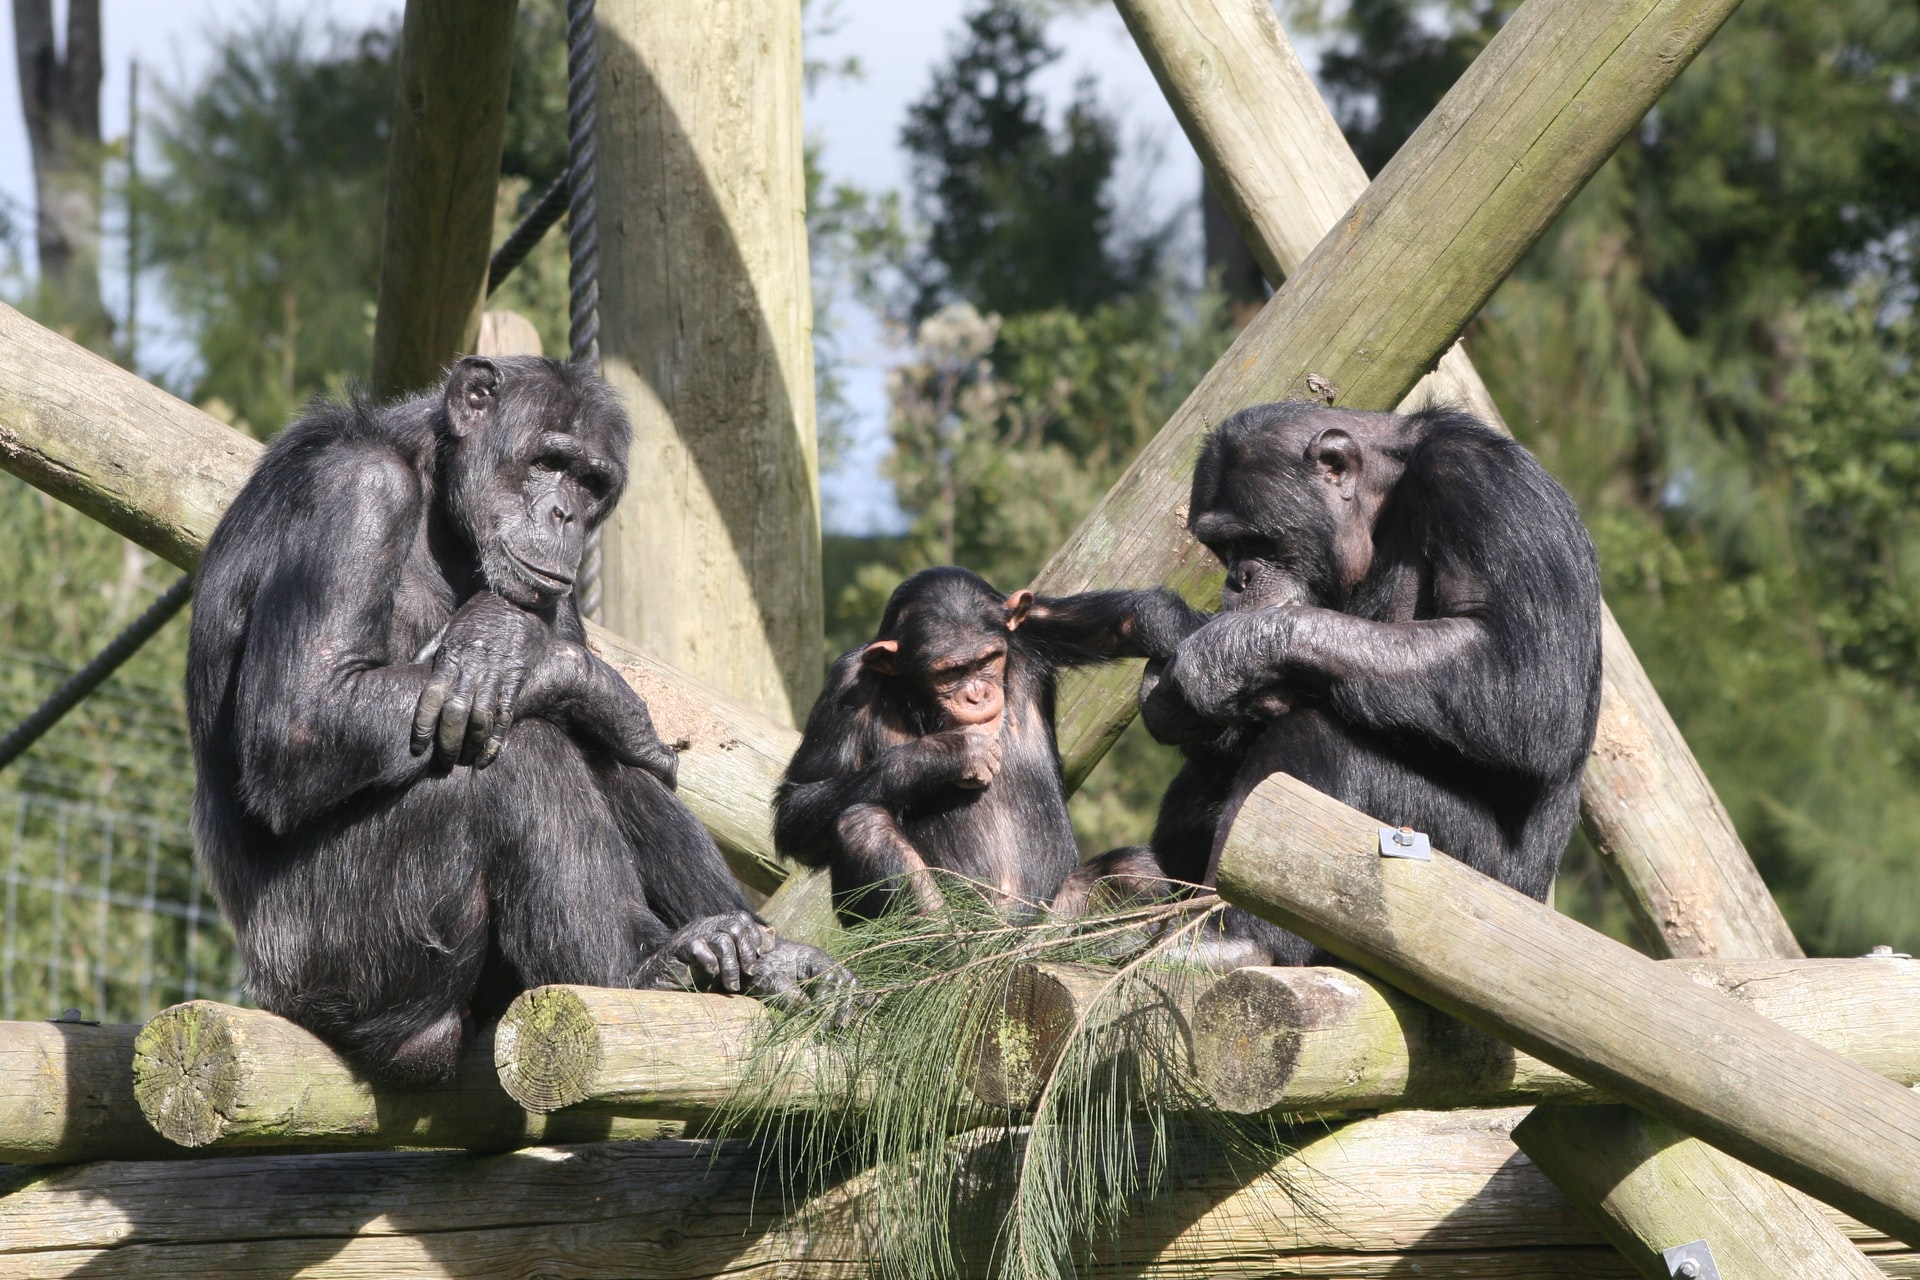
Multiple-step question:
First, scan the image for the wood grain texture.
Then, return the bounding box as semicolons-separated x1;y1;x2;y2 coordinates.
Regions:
1105;0;1794;960
1217;772;1920;1245
370;0;519;397
1194;958;1920;1116
594;0;823;727
2;1109;1910;1277
130;1002;673;1153
0;303;803;890
0;1021;173;1165
1516;1104;1888;1280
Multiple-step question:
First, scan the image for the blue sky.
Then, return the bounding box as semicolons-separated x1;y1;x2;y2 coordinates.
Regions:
0;0;1215;534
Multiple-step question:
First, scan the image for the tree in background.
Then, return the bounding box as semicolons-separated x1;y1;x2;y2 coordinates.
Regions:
9;0;110;344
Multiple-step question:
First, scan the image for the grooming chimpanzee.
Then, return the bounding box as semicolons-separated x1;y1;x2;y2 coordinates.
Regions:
1055;402;1603;966
189;355;841;1083
775;568;1203;925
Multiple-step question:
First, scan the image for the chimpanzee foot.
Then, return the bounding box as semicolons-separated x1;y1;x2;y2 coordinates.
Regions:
744;937;858;1021
635;911;774;994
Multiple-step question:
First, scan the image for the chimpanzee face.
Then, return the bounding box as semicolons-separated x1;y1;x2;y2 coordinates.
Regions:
862;567;1033;729
1190;405;1379;612
442;356;631;609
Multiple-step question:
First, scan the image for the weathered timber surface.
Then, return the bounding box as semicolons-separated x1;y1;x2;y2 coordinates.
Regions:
1106;0;1793;962
0;305;803;891
0;1022;172;1165
129;1002;674;1153
2;1109;1910;1277
0;302;252;569
1217;772;1920;1246
594;0;823;727
1516;1104;1887;1280
969;963;1214;1109
1195;958;1920;1115
369;0;518;397
1042;0;1743;798
494;985;853;1117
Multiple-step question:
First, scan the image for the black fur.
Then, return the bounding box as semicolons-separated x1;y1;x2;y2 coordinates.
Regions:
189;356;836;1083
775;567;1200;925
1058;402;1603;965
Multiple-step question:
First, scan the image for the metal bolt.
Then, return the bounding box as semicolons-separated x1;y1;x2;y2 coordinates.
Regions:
1676;1262;1701;1278
1392;826;1415;846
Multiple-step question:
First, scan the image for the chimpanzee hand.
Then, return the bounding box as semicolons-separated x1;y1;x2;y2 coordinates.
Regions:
412;592;549;769
1138;658;1232;747
930;725;1003;790
1160;609;1299;726
635;912;775;994
743;937;858;1017
511;640;680;789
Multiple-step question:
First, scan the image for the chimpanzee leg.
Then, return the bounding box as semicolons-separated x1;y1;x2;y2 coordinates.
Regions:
237;778;495;1083
589;755;754;929
828;802;947;922
484;721;667;988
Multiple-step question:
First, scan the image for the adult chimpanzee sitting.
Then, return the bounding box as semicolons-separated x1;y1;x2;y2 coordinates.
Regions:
189;355;841;1083
775;568;1201;925
1055;402;1602;966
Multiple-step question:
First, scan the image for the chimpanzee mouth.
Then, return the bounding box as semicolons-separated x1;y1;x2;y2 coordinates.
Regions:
504;548;576;593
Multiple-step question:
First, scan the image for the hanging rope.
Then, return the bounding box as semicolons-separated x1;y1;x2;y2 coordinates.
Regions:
486;171;570;296
564;0;605;623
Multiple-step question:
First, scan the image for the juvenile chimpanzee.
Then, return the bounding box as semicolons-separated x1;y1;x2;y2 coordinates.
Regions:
189;355;841;1083
1055;402;1603;966
775;568;1202;925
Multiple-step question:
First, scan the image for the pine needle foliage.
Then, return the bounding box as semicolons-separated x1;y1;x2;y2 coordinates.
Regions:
719;886;1302;1280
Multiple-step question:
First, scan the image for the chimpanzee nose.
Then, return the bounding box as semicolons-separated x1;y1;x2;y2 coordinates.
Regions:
550;502;575;526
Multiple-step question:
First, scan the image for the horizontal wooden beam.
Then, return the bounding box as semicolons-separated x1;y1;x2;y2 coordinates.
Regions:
1217;772;1920;1246
130;1001;675;1154
0;1021;173;1165
0;301;801;892
3;1108;1910;1277
1194;958;1920;1116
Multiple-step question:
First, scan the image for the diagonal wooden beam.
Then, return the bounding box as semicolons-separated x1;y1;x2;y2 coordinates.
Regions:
0;303;802;893
1044;0;1799;961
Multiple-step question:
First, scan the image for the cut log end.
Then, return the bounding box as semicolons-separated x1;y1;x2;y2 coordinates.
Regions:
496;986;605;1113
1191;967;1311;1114
132;1000;247;1148
969;965;1081;1109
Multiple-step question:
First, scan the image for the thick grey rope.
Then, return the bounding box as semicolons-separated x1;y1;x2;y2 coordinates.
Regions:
565;0;605;622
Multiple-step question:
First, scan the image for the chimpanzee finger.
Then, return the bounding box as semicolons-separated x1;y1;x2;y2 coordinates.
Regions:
477;689;514;769
684;938;722;991
705;930;743;993
435;666;479;765
462;672;503;766
412;666;455;758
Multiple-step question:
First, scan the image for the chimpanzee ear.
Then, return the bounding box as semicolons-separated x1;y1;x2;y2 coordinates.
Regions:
1003;590;1034;631
446;357;501;439
1308;427;1362;500
861;639;900;674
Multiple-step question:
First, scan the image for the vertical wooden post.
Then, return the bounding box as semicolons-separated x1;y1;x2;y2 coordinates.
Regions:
370;0;520;398
590;0;823;727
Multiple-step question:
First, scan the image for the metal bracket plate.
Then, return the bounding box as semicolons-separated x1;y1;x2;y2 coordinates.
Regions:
1378;826;1431;860
1663;1240;1721;1279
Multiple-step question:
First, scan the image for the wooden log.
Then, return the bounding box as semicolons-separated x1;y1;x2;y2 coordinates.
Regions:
1515;1104;1887;1280
493;984;849;1117
0;1021;173;1165
129;1001;674;1153
1216;772;1920;1246
369;0;519;397
593;0;824;727
1194;958;1920;1116
1104;0;1794;961
0;303;803;891
1041;0;1743;797
2;1110;1912;1277
969;963;1214;1109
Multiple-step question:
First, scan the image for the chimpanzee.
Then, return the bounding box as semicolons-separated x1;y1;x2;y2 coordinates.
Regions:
775;567;1203;925
1054;402;1603;966
188;355;842;1083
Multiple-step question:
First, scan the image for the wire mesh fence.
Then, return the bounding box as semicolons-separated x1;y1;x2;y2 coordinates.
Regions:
0;787;241;1023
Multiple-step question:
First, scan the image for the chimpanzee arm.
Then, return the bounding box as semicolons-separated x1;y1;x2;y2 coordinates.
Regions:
1020;588;1211;666
227;450;438;833
774;656;995;868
